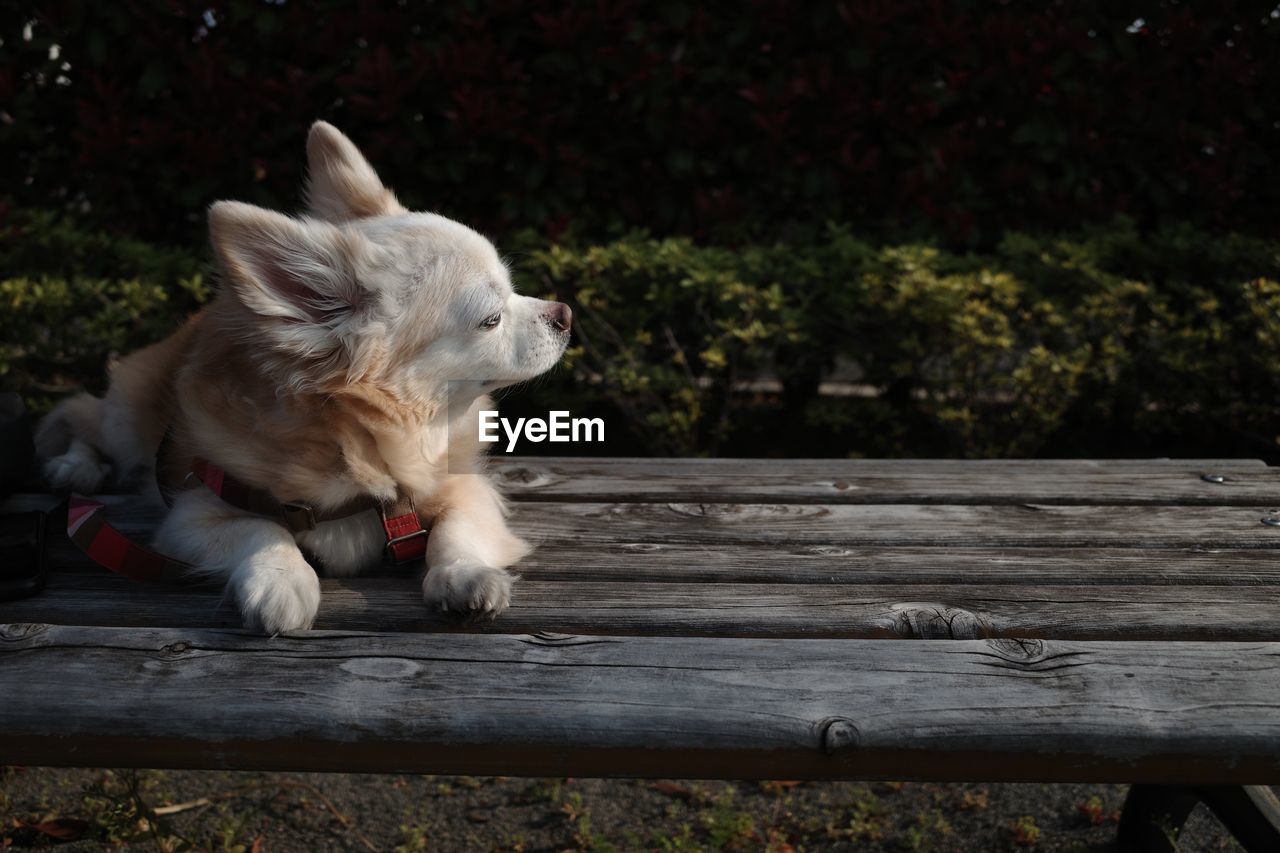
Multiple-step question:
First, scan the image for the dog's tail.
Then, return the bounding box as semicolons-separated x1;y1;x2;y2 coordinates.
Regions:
36;310;206;494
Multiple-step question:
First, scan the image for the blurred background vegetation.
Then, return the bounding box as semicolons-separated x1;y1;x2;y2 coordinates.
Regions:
3;1;1279;459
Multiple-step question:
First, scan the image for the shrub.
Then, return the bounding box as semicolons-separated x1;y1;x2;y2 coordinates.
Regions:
0;207;209;411
524;236;804;455
527;220;1280;458
5;2;1278;246
4;209;1278;460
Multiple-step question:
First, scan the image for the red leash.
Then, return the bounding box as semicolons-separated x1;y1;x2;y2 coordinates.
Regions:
67;495;183;582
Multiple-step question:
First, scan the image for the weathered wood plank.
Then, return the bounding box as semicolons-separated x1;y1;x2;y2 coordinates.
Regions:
25;534;1280;586
510;502;1280;549
5;456;1276;512
4;573;1278;640
2;624;1278;782
10;493;1280;549
491;457;1277;505
522;544;1280;586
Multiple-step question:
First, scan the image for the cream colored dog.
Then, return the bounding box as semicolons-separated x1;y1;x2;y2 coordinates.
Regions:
35;122;571;633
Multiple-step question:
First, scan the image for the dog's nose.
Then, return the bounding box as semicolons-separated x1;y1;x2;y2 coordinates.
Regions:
547;302;572;332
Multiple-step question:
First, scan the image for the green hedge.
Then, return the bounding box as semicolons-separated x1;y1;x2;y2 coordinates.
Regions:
4;209;1278;459
524;221;1280;458
0;210;209;411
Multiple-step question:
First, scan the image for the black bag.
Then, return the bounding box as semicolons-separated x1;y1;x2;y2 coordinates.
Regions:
0;392;47;599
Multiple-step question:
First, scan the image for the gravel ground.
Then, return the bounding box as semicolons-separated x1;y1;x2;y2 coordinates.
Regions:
0;768;1249;851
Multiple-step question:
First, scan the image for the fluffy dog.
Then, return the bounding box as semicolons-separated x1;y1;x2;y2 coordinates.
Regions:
35;122;571;633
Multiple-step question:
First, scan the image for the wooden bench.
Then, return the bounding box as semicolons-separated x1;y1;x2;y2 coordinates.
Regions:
3;457;1279;850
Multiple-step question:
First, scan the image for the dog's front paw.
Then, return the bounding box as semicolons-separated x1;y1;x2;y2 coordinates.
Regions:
231;546;322;634
423;562;514;616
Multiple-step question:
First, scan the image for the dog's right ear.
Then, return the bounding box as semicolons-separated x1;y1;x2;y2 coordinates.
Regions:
209;201;366;336
305;121;407;222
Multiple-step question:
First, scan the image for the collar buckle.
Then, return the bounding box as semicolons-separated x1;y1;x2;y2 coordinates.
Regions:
280;501;317;532
384;527;428;563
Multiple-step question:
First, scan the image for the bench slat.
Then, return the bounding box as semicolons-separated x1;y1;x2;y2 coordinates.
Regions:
28;537;1280;585
8;494;1280;549
6;457;1278;516
2;624;1277;782
6;573;1279;640
492;457;1278;505
512;502;1280;549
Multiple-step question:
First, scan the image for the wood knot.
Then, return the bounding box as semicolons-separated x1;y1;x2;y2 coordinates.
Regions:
664;503;721;518
159;641;192;658
887;603;990;639
519;632;620;648
495;465;551;487
663;503;825;520
831;480;852;491
985;638;1046;662
804;545;856;556
0;623;49;641
529;631;575;643
975;638;1087;673
820;717;861;755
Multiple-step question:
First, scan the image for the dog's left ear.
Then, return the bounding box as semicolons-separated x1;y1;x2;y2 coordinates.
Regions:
209;200;367;331
305;121;407;222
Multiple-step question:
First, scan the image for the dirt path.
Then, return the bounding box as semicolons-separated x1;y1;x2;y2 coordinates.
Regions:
1;768;1249;851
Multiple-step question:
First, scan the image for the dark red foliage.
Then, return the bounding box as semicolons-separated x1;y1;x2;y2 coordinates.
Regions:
2;0;1277;245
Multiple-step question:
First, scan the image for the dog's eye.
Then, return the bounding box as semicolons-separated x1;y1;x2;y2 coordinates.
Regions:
479;313;501;330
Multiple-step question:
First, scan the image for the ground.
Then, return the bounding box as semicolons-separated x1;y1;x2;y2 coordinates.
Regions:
0;769;1247;851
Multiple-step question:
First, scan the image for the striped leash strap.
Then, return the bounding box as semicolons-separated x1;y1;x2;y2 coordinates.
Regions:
66;495;190;582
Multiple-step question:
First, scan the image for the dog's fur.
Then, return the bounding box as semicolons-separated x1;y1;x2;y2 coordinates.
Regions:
35;122;571;634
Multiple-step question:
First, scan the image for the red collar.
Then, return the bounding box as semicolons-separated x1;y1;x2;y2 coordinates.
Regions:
189;458;429;564
67;458;429;584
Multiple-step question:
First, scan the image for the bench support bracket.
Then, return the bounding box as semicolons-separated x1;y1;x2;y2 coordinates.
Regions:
1117;784;1280;852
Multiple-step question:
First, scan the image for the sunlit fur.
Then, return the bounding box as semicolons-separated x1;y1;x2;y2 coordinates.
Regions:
36;122;571;634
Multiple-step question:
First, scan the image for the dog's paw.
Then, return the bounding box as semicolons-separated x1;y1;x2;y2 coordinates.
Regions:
423;562;514;616
43;447;111;493
231;547;322;634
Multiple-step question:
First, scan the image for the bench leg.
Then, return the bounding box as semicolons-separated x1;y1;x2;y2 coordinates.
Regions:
1117;784;1280;852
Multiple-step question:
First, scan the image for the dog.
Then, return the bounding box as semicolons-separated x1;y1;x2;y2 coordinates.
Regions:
34;122;571;633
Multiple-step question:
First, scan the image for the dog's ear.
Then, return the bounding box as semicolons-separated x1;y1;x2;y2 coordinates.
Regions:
304;121;406;222
209;200;366;331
